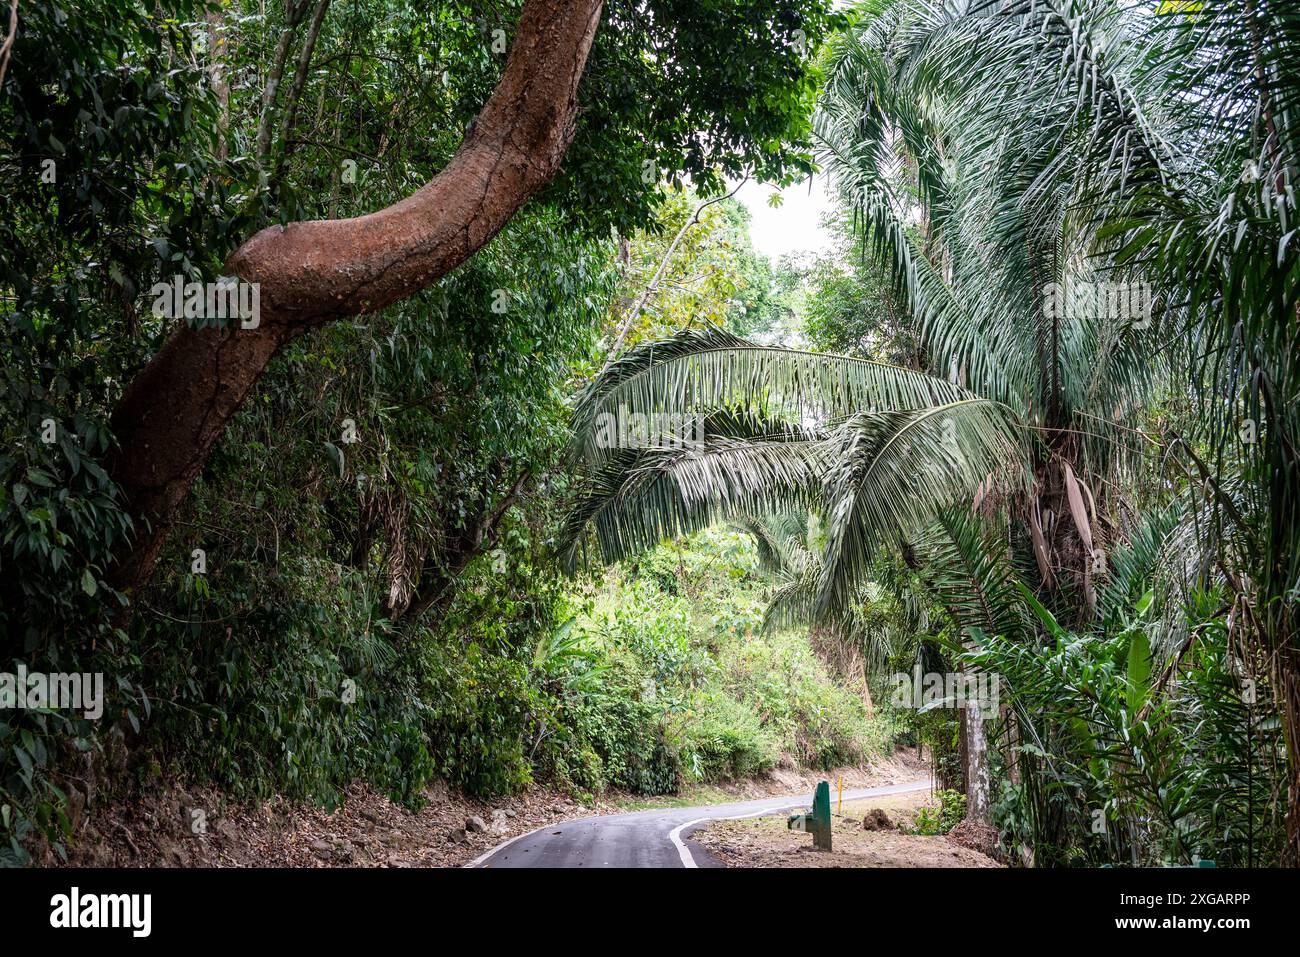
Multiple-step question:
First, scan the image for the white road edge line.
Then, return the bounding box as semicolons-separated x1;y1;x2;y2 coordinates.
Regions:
669;804;804;868
465;820;560;868
669;779;933;868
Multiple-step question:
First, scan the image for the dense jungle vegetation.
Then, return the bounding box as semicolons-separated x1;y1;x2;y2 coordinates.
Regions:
2;0;1298;870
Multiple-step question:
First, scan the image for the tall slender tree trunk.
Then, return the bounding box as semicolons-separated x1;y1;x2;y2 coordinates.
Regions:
207;4;229;162
965;699;991;824
961;647;991;824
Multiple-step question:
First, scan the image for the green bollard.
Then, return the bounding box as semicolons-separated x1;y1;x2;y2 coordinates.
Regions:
812;780;832;851
786;781;833;851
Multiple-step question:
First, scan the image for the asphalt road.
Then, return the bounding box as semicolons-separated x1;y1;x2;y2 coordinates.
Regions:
469;778;931;868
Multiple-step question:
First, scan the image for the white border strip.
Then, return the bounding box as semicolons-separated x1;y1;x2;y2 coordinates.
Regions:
465;820;561;868
669;802;808;868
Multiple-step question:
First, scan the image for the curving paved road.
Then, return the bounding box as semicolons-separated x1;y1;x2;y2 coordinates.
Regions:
469;778;931;868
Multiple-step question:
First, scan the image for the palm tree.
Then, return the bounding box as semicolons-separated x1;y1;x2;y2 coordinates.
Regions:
564;0;1300;859
562;327;1026;615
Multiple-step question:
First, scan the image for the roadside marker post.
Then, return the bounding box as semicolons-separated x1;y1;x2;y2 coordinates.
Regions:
814;781;832;850
787;781;833;851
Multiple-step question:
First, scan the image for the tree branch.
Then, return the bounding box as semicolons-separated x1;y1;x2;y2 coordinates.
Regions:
254;0;311;167
398;468;532;624
107;0;605;595
601;178;747;369
272;0;333;187
0;0;18;92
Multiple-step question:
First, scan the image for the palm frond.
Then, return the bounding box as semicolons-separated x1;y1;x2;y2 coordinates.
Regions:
818;398;1027;614
570;326;972;469
918;508;1031;642
561;428;834;572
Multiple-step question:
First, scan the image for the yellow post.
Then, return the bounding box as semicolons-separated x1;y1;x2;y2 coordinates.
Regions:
837;775;843;814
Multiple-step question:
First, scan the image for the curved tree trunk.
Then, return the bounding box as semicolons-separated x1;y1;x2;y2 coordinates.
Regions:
107;0;604;595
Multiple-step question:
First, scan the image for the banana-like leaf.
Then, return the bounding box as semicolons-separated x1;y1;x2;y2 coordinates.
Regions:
1126;628;1152;716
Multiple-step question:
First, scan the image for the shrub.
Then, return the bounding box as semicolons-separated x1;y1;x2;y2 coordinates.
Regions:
908;789;966;835
680;688;780;781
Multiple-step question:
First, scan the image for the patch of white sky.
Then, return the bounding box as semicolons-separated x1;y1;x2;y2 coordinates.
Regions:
730;174;838;265
727;0;856;265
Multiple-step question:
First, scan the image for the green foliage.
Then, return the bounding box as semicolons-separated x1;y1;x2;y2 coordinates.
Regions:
421;641;538;797
563;326;1025;618
717;627;884;771
0;1;244;861
681;687;780;781
906;789;965;836
559;0;1300;869
607;189;788;351
0;0;235;652
550;530;892;793
559;0;844;236
6;0;1292;873
142;579;437;807
1124;617;1152;716
242;0;843;239
0;0;866;861
779;220;913;363
970;590;1284;867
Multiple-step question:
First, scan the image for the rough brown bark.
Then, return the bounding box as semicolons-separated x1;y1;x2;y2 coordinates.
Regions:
107;0;605;594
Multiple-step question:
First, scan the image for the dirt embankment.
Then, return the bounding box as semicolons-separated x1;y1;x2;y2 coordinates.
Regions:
694;788;1002;868
41;780;615;869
